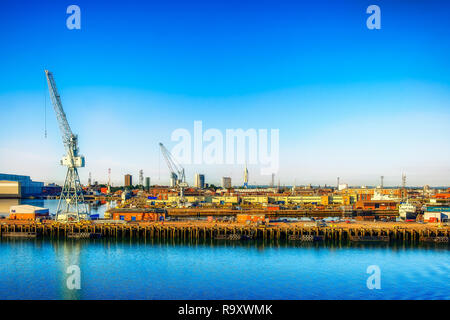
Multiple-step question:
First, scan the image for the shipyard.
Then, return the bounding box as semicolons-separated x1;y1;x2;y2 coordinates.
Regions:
1;169;449;244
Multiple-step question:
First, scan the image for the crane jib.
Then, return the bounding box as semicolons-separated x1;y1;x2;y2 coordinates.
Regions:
44;70;89;221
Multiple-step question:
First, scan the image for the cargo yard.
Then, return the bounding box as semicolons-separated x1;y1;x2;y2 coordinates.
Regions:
1;171;450;245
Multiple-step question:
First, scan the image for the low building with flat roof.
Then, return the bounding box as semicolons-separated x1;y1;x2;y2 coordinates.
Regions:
9;205;49;220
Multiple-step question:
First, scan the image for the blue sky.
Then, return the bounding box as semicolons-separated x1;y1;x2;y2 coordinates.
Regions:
0;0;449;186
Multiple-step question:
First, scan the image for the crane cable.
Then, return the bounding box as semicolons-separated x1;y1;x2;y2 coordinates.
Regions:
44;81;47;138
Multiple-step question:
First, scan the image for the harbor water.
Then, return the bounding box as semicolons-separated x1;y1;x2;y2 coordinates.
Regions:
0;200;448;300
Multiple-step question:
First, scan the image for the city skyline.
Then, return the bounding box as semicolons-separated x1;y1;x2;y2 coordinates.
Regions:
1;0;449;186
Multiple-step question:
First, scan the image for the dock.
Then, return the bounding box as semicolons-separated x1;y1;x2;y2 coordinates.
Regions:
165;208;398;218
0;221;448;244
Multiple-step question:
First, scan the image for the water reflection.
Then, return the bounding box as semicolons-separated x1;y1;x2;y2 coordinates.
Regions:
0;199;20;214
51;239;82;299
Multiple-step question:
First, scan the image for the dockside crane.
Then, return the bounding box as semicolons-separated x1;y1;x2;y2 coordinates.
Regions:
159;143;188;206
45;70;89;221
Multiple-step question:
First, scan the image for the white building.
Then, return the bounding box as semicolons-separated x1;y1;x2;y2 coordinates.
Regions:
424;211;448;222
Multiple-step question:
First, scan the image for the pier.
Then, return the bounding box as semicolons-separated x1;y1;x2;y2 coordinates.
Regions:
0;221;448;244
165;208;398;218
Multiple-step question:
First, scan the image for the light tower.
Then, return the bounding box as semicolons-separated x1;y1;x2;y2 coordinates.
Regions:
45;70;89;221
401;172;407;200
107;168;111;193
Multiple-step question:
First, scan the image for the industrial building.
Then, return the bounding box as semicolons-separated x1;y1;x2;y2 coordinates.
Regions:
0;181;21;198
212;195;239;204
42;183;62;196
9;205;49;220
354;199;398;210
195;174;205;189
423;205;450;222
105;208;165;222
0;174;44;198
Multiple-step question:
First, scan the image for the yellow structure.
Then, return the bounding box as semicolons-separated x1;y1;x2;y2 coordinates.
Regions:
270;196;288;203
212;196;239;204
241;196;268;204
330;195;356;205
167;195;205;203
287;196;322;204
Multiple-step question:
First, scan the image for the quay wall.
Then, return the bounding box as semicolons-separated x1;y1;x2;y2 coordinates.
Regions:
0;221;448;244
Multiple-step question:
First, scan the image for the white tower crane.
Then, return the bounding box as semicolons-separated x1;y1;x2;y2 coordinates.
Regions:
45;70;89;221
159;143;188;206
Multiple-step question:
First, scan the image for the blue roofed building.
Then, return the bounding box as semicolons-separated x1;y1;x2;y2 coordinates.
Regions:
0;173;44;198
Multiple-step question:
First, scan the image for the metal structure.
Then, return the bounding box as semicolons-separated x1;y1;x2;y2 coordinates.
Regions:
401;172;407;201
107;168;111;193
45;70;89;221
159;143;187;204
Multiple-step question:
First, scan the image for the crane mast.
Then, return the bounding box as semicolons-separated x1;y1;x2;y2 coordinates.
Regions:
45;70;89;221
159;143;187;206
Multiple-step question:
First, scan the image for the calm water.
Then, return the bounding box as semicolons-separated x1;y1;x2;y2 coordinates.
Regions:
0;238;448;300
0;199;448;300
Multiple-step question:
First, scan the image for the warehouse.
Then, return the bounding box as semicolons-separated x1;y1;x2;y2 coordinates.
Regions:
0;181;21;198
355;200;398;210
105;208;165;222
423;206;450;222
9;205;49;220
0;174;44;197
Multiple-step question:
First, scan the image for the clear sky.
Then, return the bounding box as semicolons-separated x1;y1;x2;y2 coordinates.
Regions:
0;0;449;187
